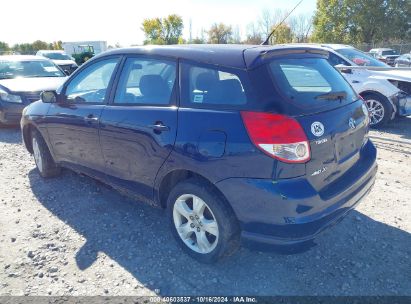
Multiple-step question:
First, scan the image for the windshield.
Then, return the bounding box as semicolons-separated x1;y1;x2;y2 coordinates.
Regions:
337;48;387;67
43;53;72;60
0;59;65;79
381;50;397;56
267;57;357;114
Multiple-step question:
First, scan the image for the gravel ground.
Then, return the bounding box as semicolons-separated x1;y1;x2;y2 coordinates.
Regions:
0;118;410;296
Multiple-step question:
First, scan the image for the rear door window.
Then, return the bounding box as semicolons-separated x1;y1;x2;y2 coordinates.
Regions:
268;57;357;114
180;62;250;108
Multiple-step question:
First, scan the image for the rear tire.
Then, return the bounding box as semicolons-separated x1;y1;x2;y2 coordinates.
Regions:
167;178;240;263
31;129;61;178
363;93;393;128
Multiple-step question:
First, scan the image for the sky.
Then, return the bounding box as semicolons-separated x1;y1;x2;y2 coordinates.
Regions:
1;0;316;47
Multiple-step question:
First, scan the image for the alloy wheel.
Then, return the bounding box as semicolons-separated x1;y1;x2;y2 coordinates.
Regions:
173;194;219;254
366;99;385;126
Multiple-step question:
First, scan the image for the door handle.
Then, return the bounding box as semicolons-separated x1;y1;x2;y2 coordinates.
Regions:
84;115;99;123
147;122;170;133
352;80;360;84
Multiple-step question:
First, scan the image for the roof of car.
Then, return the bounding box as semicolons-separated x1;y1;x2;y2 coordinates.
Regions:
99;44;329;69
0;55;49;61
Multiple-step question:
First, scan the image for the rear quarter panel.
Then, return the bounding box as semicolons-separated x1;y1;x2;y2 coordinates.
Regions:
155;108;276;187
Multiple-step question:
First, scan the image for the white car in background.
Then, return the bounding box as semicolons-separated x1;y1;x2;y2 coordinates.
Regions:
317;44;411;127
36;50;78;75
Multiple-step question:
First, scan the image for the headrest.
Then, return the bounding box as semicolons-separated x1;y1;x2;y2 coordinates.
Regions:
140;74;168;97
196;72;218;92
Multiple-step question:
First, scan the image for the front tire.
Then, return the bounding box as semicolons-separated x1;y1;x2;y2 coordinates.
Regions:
31;129;61;178
167;178;240;263
363;93;393;128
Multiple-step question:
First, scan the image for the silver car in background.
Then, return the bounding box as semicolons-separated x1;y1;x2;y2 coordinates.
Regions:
0;55;67;125
36;50;78;75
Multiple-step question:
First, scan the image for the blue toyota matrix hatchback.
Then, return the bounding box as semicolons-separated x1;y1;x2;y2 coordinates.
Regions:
21;45;377;263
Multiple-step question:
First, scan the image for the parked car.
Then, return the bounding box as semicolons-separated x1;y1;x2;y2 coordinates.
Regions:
319;44;411;127
394;53;411;67
369;48;400;66
0;55;67;125
21;45;377;263
36;50;78;74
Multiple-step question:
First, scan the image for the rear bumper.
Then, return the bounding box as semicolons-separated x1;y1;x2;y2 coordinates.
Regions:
216;140;377;247
0;101;25;124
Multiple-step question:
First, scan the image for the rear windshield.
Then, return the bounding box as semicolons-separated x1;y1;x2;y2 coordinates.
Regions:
381;50;397;56
267;57;357;114
43;53;72;60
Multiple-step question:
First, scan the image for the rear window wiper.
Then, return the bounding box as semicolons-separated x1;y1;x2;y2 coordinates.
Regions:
315;91;347;101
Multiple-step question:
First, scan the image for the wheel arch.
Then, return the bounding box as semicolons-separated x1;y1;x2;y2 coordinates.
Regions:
22;123;53;156
359;90;396;115
157;169;237;216
22;123;35;154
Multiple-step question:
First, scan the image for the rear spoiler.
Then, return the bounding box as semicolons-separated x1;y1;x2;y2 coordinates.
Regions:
261;48;329;59
246;47;329;69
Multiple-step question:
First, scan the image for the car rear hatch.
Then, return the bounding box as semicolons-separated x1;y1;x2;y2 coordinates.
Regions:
246;50;370;193
295;101;368;192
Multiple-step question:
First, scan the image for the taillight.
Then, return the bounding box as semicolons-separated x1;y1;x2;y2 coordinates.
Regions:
240;111;311;163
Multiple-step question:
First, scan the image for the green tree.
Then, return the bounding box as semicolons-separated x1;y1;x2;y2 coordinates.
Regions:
0;41;10;52
207;23;233;44
383;0;411;42
163;14;184;44
270;24;293;44
13;43;34;54
31;40;52;51
312;0;351;43
52;41;63;50
312;0;411;44
192;37;206;44
141;14;184;45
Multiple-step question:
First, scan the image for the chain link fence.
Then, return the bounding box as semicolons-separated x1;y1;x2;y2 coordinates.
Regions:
353;42;411;54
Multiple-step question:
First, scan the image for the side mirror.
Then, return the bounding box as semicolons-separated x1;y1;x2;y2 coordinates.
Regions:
41;91;58;103
335;64;352;74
